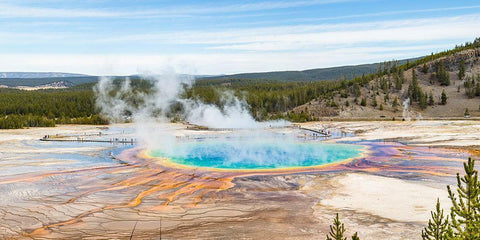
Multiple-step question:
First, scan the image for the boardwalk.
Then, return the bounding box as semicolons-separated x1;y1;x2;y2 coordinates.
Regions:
299;127;331;137
40;138;136;144
40;135;136;144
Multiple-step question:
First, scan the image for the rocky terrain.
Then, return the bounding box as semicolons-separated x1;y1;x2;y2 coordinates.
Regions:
9;81;73;91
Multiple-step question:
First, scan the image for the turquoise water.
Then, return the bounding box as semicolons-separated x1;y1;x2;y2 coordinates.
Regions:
149;140;363;170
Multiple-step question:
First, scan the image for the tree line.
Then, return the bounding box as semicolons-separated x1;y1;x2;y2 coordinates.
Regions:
0;88;107;129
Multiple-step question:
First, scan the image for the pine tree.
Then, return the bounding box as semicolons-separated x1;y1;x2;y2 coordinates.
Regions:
353;83;361;97
399;70;405;84
361;97;367;107
421;198;450;240
351;232;360;240
326;213;346;240
422;63;429;74
392;97;399;108
436;61;451;86
395;73;403;90
428;92;434;106
447;157;480;239
419;91;428;110
326;213;360;240
458;60;466;80
441;90;448;105
408;69;421;102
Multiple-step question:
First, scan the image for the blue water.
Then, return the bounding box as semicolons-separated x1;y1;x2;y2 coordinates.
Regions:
150;140;363;170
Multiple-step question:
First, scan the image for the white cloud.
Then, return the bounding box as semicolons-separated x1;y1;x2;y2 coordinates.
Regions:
0;31;71;44
0;0;354;19
0;44;447;76
4;14;478;48
207;23;480;51
0;4;121;18
92;14;480;52
270;5;480;24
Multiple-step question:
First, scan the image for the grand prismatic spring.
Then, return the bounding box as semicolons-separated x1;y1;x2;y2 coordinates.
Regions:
0;121;479;239
149;140;364;170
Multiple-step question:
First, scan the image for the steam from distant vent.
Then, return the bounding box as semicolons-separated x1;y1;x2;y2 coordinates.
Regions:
402;98;412;121
401;98;422;121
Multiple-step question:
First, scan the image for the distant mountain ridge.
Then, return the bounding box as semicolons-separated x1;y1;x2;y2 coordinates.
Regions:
199;58;417;82
0;72;88;79
0;58;419;88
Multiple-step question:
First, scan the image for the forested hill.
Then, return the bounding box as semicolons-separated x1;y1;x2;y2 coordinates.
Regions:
289;38;480;120
198;58;415;83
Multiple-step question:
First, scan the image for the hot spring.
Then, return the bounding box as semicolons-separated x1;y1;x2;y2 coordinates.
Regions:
148;138;364;170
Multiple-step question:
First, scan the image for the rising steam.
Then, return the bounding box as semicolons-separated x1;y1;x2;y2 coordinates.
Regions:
401;98;423;121
94;72;193;123
94;72;288;128
93;71;289;150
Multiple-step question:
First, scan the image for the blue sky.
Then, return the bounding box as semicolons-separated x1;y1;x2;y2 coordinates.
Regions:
1;0;480;75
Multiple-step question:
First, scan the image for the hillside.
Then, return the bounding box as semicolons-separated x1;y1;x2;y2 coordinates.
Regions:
198;59;415;83
292;46;480;119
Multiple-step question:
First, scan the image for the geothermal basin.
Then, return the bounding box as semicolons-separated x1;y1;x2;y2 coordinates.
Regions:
0;121;479;239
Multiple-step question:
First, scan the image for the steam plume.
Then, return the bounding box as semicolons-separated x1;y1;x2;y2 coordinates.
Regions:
93;70;289;149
